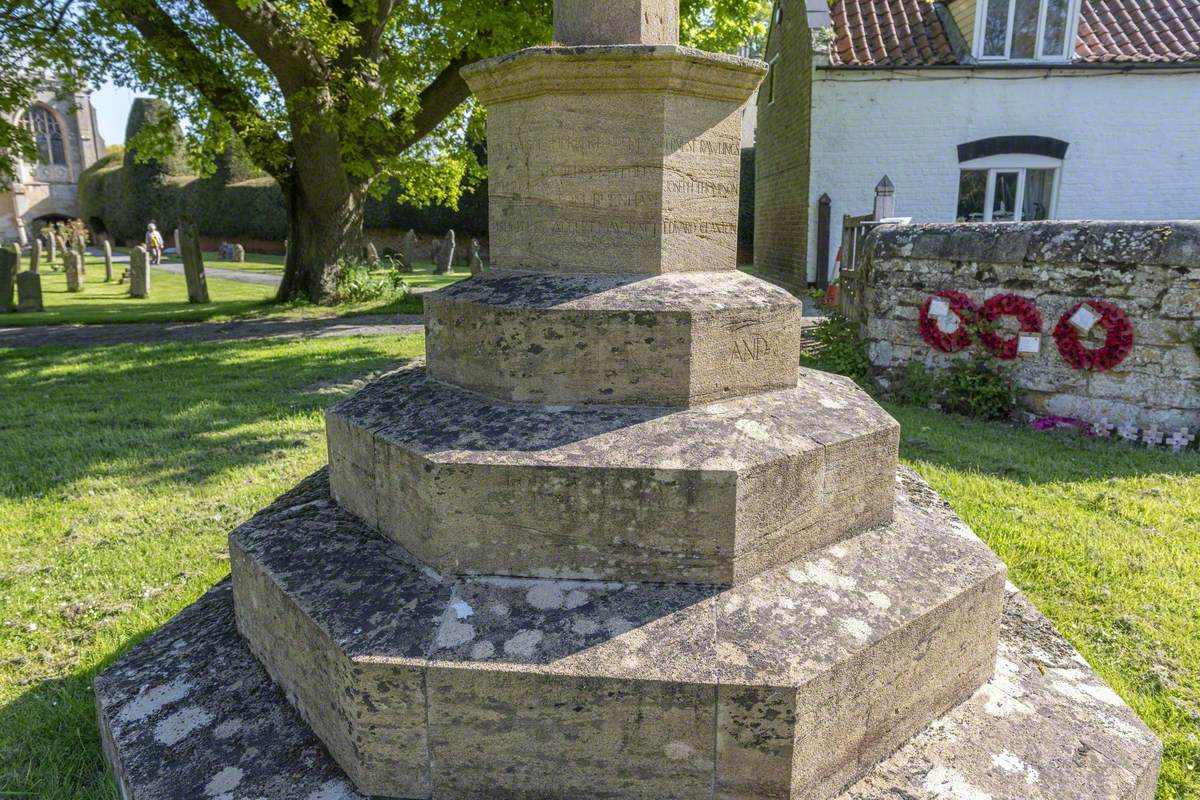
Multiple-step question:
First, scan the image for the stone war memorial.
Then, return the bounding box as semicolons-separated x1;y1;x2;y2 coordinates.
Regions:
96;2;1162;798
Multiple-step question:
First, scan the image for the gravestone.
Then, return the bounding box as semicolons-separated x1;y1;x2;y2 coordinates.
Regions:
469;239;484;275
0;246;15;311
74;238;86;275
8;243;21;273
399;229;416;273
46;232;56;266
103;240;114;282
178;219;210;303
56;235;67;268
365;241;379;266
95;2;1163;798
129;245;150;298
232;243;245;262
434;228;455;274
16;271;43;312
173;228;182;258
64;251;84;292
16;222;28;248
31;239;41;273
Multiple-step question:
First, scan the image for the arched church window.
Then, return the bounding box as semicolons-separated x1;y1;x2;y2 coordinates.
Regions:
25;107;67;166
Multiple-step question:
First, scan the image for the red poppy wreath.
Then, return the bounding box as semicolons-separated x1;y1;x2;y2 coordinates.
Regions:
978;293;1042;360
918;290;977;353
1052;299;1134;372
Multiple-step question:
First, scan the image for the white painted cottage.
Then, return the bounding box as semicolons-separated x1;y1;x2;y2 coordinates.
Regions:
753;0;1200;289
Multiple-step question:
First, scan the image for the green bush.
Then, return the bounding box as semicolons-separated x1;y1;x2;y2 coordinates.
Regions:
799;311;872;385
937;357;1017;420
888;360;939;408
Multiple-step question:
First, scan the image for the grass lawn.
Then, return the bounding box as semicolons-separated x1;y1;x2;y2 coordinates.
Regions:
195;250;471;292
0;258;425;327
0;338;1196;799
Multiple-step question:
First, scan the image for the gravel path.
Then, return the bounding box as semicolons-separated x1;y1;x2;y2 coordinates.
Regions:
0;314;424;350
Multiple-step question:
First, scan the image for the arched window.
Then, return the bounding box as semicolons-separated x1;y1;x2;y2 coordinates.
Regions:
955;137;1068;223
24;107;66;166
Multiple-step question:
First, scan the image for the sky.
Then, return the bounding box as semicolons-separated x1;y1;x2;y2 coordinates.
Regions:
92;82;138;146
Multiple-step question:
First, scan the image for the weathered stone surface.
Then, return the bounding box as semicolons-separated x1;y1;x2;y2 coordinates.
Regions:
327;364;897;585
16;271;43;312
30;238;41;273
95;574;1162;800
553;0;679;46
425;269;803;406
219;467;1001;798
64;251;84;292
103;240;113;281
129;245;150;298
463;46;763;275
179;219;210;304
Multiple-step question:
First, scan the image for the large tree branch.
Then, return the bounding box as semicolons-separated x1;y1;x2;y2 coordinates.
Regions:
199;0;328;92
118;0;293;180
389;47;481;151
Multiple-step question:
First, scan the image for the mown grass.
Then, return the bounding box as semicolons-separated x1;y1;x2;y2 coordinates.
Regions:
194;249;473;291
0;337;1195;799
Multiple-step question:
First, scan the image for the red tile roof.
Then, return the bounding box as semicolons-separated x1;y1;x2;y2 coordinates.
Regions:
829;0;958;66
828;0;1200;66
1077;0;1200;62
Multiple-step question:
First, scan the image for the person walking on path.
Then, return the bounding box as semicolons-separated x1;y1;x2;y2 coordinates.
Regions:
145;223;164;266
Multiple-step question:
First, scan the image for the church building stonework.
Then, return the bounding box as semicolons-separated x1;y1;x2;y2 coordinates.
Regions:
0;84;106;244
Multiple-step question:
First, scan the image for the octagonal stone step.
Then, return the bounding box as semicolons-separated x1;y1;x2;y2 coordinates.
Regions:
326;365;898;586
221;467;1005;799
424;270;803;407
94;573;1162;800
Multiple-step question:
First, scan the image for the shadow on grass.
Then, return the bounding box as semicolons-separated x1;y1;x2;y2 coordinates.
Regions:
884;401;1200;485
0;338;420;500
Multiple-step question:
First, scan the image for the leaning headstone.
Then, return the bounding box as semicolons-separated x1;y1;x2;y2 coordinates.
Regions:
64;251;84;292
0;246;16;311
399;229;416;273
434;229;455;274
365;241;379;266
30;239;41;273
16;271;43;312
129;245;150;298
469;239;484;275
103;240;114;282
178;218;210;303
232;243;245;263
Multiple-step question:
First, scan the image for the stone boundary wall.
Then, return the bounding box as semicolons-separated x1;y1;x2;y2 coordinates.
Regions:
846;221;1199;432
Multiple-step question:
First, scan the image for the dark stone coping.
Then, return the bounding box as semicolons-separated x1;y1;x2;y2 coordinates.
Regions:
425;269;802;313
463;44;767;74
867;220;1200;268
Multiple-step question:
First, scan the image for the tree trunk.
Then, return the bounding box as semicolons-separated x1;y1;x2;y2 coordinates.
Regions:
275;102;366;305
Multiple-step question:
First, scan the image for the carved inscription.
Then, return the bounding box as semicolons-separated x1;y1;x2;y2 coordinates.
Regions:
732;336;772;363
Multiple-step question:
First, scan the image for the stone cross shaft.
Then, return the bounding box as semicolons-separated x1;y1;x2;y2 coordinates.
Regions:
554;0;679;45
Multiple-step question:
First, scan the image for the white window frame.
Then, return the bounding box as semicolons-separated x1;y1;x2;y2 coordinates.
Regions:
957;154;1063;223
973;0;1082;63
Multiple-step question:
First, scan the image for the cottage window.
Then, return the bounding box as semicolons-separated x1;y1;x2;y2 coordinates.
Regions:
956;162;1059;223
25;106;66;166
978;0;1076;61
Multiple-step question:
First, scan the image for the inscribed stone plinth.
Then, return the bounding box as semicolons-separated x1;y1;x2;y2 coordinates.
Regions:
0;247;15;311
129;245;150;297
102;240;113;282
64;252;84;292
179;219;210;303
16;272;43;312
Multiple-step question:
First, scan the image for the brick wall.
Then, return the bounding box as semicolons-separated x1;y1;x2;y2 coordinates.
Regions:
847;221;1200;432
753;9;813;294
